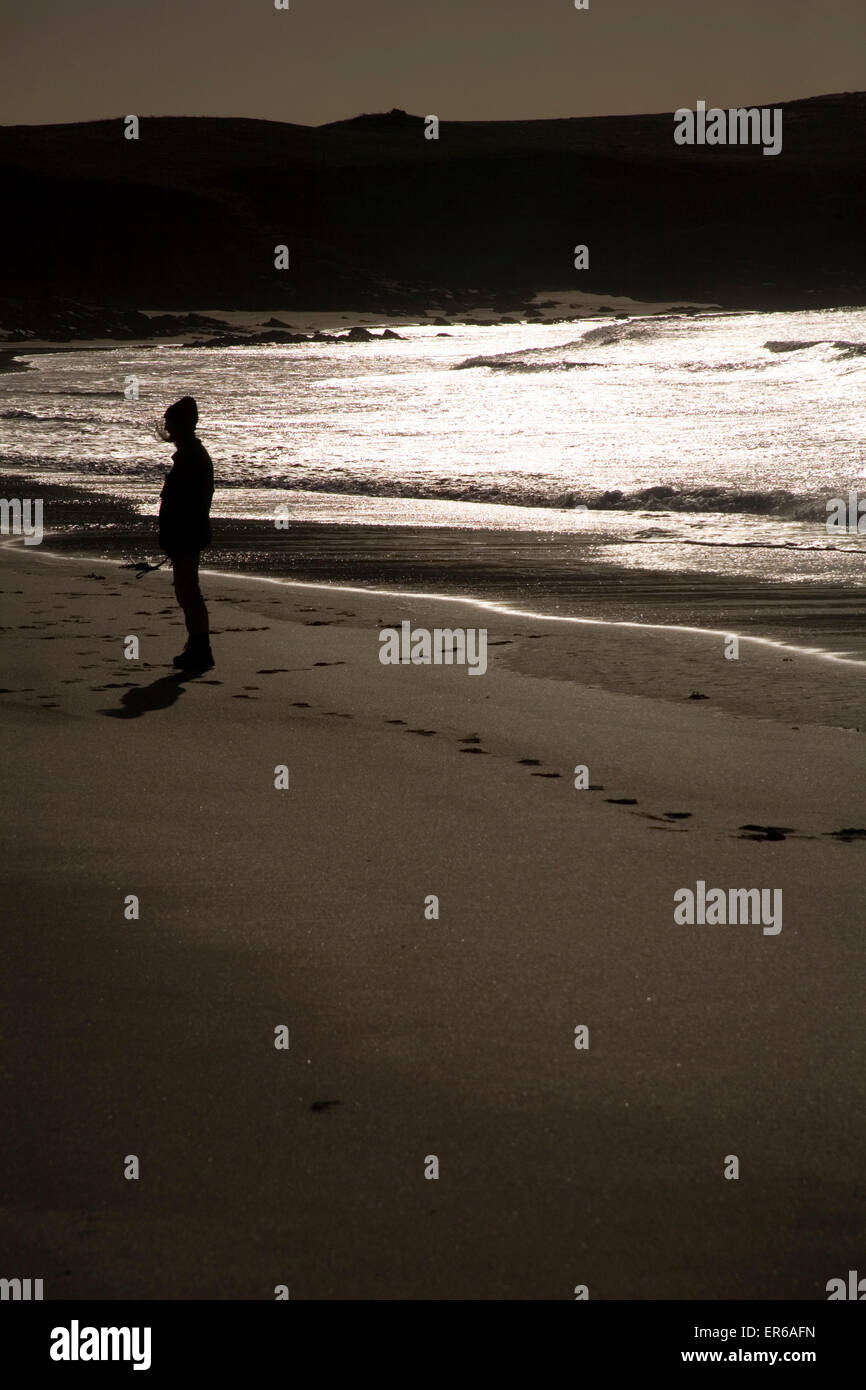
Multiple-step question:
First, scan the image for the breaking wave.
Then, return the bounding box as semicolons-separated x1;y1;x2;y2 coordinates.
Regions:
211;476;841;523
0;409;100;423
764;339;866;358
452;358;602;373
580;485;833;521
455;325;866;375
62;389;127;397
454;317;663;371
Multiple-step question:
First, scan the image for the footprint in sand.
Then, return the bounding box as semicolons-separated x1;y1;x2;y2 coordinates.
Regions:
532;771;561;778
518;758;541;766
313;661;345;667
310;1100;340;1113
407;728;436;736
325;711;352;718
385;718;406;725
257;668;290;674
606;797;638;805
738;824;794;841
634;811;691;831
461;747;489;755
824;827;866;843
292;701;311;708
461;734;482;744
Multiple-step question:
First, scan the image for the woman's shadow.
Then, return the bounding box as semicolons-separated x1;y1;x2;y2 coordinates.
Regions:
99;671;203;719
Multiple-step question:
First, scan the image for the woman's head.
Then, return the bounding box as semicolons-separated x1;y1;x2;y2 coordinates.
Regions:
160;396;199;443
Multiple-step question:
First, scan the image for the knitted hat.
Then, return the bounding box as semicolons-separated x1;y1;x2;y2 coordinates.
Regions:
163;396;198;434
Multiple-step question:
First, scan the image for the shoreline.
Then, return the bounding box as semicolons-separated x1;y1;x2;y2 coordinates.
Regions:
6;536;866;730
2;293;849;364
17;535;866;666
15;529;866;667
3;475;866;662
0;292;708;355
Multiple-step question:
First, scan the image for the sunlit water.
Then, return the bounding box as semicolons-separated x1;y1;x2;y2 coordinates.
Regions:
2;307;865;585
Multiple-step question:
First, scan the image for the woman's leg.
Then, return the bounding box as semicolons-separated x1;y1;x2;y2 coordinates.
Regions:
172;553;209;637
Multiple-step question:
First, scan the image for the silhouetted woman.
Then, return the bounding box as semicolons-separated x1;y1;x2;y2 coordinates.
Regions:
157;396;214;671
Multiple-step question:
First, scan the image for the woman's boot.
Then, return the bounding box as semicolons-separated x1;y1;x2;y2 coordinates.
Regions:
174;634;214;672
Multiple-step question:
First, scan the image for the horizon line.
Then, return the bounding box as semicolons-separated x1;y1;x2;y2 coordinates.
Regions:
2;89;863;133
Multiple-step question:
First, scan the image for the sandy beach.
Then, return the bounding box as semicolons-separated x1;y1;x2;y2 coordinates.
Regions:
1;538;864;1299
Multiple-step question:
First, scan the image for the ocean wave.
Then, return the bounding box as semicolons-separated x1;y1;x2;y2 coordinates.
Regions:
681;361;761;373
764;340;823;353
452;357;602;373
2;451;844;525
2;457;856;533
576;321;660;346
453;317;662;371
585;485;832;521
455;354;761;375
454;325;866;376
0;409;100;423
764;339;866;358
213;475;840;522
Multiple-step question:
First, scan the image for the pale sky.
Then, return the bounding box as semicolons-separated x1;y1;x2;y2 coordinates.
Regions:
2;0;865;127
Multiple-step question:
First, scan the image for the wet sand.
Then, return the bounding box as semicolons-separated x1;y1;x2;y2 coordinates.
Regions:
6;472;866;664
0;540;864;1298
